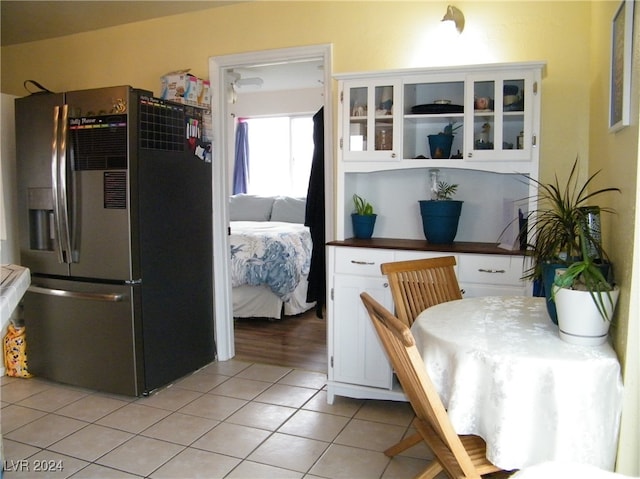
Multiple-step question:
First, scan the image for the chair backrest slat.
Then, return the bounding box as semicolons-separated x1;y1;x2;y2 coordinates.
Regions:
381;256;463;327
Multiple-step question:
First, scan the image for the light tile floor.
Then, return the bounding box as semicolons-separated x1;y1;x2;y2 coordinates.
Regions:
1;360;441;478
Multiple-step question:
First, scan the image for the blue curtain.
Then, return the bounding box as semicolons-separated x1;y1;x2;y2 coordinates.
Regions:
233;120;249;194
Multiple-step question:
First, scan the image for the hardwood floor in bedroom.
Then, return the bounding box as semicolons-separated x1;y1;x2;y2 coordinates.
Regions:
233;308;327;373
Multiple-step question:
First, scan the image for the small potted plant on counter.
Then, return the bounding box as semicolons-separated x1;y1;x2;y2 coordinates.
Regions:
352;194;377;239
419;171;463;244
428;122;461;159
552;230;619;345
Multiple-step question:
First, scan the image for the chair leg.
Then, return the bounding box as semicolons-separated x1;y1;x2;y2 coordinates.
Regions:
414;460;444;479
384;431;423;457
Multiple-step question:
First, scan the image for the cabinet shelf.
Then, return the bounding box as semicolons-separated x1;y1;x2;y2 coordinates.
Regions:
404;113;465;120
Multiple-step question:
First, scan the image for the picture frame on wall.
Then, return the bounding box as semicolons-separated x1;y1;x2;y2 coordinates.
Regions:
609;0;634;132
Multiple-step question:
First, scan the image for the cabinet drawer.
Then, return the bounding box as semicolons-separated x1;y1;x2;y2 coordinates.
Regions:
333;247;394;276
458;254;525;286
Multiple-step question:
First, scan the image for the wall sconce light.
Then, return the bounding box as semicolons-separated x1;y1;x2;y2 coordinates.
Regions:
441;5;465;34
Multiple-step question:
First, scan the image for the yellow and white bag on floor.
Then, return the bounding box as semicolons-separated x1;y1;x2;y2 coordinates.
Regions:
4;324;33;378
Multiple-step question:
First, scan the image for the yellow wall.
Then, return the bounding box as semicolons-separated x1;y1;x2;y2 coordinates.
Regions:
589;1;639;473
589;0;639;354
0;1;596;181
2;1;638;473
1;1;591;188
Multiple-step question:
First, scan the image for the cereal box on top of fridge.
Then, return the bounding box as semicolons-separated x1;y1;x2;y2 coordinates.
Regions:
161;69;193;104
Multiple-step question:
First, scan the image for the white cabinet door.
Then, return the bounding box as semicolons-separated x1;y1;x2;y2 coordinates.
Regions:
330;274;393;390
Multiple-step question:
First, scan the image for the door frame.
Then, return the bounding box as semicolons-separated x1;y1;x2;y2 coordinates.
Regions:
209;44;334;360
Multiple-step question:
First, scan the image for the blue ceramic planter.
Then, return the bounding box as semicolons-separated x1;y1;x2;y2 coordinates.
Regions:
541;263;565;325
419;200;463;244
352;214;377;239
427;134;454;159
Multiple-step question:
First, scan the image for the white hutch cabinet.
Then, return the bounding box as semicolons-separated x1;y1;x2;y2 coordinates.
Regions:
327;62;544;404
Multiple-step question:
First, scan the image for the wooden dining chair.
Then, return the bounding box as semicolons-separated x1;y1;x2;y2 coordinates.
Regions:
381;256;463;327
360;291;508;479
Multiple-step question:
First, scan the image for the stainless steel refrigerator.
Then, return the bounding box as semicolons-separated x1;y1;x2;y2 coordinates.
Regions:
15;86;215;396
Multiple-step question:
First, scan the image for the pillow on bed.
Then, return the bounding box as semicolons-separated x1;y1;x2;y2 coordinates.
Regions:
271;196;306;223
229;194;276;221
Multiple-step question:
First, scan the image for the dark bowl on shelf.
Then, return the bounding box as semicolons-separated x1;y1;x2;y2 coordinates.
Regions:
504;84;519;95
411;103;464;114
474;141;494;150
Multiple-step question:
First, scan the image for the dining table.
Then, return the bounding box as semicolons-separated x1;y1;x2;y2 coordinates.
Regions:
410;295;623;471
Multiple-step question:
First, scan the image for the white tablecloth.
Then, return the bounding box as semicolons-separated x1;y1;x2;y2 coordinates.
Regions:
411;296;623;471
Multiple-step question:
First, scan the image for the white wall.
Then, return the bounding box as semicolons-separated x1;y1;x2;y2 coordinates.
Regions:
231;86;323;118
1;93;18;265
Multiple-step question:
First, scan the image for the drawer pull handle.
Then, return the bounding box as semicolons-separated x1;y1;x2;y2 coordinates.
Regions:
351;260;375;265
478;268;506;274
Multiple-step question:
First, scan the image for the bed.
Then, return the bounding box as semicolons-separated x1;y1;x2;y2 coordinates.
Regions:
229;194;316;319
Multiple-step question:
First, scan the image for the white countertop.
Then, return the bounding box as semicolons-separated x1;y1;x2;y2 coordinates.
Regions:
1;264;31;329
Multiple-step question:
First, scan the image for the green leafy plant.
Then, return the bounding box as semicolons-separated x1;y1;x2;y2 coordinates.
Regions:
353;194;374;215
552;230;616;321
521;157;620;282
440;122;462;136
434;181;458;200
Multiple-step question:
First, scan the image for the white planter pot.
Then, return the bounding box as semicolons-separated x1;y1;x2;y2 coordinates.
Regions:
553;286;619;346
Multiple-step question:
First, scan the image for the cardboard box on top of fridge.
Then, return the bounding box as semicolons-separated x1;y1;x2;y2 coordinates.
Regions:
161;70;209;108
199;80;211;108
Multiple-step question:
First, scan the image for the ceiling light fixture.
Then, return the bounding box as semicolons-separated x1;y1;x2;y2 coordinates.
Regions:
441;5;465;34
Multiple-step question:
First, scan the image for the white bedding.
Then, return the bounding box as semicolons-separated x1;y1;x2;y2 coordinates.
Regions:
230;221;315;318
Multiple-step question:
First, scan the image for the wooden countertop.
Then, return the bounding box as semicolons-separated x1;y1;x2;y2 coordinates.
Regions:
327;238;526;256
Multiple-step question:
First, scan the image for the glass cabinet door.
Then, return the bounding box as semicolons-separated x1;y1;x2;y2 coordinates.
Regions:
466;72;535;161
343;80;399;161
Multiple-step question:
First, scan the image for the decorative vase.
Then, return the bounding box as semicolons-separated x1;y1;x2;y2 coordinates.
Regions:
553;286;619;346
352;213;377;239
418;200;463;244
541;261;612;325
427;134;454;159
541;263;566;325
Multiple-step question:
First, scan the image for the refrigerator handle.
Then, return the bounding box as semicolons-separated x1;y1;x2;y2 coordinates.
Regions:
28;285;127;302
51;106;65;263
57;104;73;263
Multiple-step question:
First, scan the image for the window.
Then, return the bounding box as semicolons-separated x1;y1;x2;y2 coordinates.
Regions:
245;116;314;197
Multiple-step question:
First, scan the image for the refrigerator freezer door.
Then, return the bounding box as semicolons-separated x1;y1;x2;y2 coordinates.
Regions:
23;277;143;396
16;93;70;277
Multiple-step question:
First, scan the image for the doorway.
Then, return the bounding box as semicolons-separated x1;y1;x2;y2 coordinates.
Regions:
209;45;334;362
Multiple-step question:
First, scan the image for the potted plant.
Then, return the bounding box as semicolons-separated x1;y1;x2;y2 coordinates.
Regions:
521;157;620;323
552;230;619;345
428;122;461;159
351;194;377;239
419;178;463;244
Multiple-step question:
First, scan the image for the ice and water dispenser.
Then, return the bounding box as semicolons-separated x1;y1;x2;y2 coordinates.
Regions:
27;187;55;251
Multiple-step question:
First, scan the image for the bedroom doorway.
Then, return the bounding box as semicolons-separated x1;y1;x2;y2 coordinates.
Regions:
209;45;334;364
